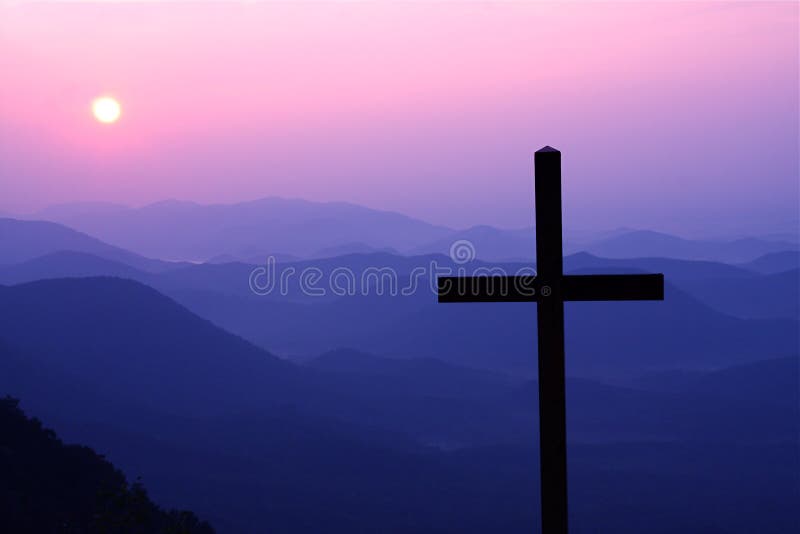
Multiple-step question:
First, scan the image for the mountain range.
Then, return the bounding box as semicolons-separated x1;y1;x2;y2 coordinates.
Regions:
28;198;454;261
0;277;796;533
1;200;798;532
1;222;797;379
16;198;798;263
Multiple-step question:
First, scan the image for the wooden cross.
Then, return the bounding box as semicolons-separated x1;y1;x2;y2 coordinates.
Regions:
438;147;664;534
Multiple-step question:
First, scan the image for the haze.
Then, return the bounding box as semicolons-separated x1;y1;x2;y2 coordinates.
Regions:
1;1;797;236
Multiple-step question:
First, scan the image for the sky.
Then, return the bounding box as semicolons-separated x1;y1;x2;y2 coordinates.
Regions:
0;1;797;236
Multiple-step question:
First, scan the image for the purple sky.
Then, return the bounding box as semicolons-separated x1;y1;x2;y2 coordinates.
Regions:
0;1;797;236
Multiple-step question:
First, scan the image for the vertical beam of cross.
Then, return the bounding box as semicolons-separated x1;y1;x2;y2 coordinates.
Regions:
534;147;569;534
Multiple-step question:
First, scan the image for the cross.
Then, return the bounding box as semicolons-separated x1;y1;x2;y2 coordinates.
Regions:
437;147;664;534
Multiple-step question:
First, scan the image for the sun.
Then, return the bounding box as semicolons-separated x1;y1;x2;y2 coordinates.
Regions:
91;96;122;124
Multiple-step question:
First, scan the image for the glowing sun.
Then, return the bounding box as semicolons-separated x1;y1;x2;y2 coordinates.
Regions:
92;96;122;124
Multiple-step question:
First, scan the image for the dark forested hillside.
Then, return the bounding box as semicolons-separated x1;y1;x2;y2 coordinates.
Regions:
0;396;214;534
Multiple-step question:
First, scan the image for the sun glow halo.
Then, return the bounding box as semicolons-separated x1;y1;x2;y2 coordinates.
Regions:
92;96;122;124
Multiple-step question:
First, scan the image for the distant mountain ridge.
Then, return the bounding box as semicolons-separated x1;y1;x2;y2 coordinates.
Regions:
0;218;179;272
739;250;800;273
581;229;798;263
29;197;455;262
410;224;536;261
23;197;799;263
26;199;798;263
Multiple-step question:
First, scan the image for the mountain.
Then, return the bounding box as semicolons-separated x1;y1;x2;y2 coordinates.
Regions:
0;218;177;272
312;242;400;258
0;396;214;533
678;268;800;319
582;230;799;263
411;225;536;261
0;277;308;416
31;197;454;261
679;356;798;411
206;252;300;264
515;357;799;443
563;251;755;281
564;253;798;319
0;250;152;286
740;250;800;274
635;356;799;407
306;348;515;400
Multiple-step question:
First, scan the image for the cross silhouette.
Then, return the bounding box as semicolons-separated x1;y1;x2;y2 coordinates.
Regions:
437;146;665;534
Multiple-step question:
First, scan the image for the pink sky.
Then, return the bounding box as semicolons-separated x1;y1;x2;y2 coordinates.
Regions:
1;1;797;235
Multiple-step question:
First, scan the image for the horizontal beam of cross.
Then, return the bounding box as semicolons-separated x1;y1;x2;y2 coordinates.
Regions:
437;273;664;303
